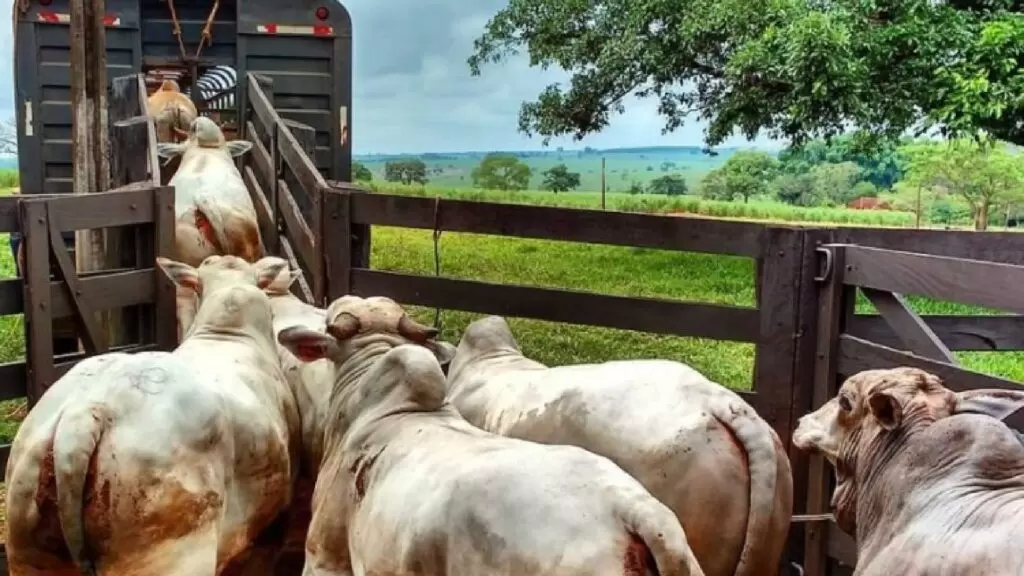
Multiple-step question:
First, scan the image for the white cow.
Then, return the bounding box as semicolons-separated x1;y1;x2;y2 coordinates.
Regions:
276;296;706;576
794;367;1024;575
4;255;300;575
444;316;793;576
157;116;265;340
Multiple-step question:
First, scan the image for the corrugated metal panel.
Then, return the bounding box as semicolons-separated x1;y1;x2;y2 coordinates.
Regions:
35;26;136;194
245;37;334;173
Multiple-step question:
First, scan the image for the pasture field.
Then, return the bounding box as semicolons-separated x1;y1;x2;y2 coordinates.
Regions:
357;146;736;192
0;175;1020;445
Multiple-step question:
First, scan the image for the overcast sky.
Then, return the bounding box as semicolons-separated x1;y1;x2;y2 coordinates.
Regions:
0;0;777;154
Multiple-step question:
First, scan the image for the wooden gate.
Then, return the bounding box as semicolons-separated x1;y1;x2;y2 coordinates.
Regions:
19;186;177;405
802;243;1024;575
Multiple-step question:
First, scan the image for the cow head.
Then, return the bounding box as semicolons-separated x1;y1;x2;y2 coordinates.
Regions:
793;367;1024;532
276;296;455;368
156;116;253;160
157;254;287;336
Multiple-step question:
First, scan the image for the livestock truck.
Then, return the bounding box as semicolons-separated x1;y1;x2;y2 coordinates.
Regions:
10;0;354;356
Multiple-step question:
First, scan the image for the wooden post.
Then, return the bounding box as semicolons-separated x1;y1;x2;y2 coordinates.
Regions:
600;157;606;209
70;0;116;349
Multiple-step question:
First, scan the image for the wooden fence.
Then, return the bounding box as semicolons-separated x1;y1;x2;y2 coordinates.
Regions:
0;185;177;476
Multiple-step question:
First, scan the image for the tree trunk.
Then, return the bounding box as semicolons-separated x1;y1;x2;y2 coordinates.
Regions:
977;200;990;231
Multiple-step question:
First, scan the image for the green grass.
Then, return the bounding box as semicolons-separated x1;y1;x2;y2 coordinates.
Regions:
372;225;1024;391
369;182;921;227
0;169;1021;445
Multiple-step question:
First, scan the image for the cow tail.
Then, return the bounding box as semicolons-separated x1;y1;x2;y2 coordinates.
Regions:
52;404;107;574
194;197;231;256
708;399;792;576
616;496;705;576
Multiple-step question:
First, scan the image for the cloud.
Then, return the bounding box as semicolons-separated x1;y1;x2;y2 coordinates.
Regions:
0;0;778;154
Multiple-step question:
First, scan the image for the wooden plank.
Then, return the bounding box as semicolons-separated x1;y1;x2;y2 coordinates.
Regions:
0;361;28;401
47;213;106;355
838;334;1023;393
350;269;760;342
21;200;55;404
842;245;1024;315
54;343;161;379
0;197;20;232
280;236;315;303
277;180;315;269
110;116;152;185
243;166;279;253
803;245;855;576
848;314;1024;351
836;227;1024;265
752;227;804;445
247;73;278;138
48;269;153;319
153;187;178;350
828;524;857;568
282;119;317;223
246;120;276;200
784;228;832;568
0;444;9;481
45;188;158;231
861;288;955;363
277;120;326;204
350;192;765;257
318;187;351;303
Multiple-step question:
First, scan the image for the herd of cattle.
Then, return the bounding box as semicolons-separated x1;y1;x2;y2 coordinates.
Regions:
3;109;1024;575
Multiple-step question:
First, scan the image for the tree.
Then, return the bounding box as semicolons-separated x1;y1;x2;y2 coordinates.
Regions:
778;136;905;188
902;137;1024;230
807;161;863;206
647;174;688;196
541;163;582;192
468;0;1024;151
701;151;778;202
353;161;373;182
0;118;15;155
772;173;819;207
471;153;533;190
384;159;428;185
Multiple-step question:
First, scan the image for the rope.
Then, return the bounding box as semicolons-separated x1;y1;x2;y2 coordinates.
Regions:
165;0;221;61
431;196;443;331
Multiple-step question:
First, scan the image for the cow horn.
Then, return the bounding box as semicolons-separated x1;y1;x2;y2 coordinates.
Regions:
397;314;439;343
327;312;361;341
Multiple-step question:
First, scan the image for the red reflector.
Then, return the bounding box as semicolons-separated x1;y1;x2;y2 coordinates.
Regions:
313;25;331;36
315;6;329;20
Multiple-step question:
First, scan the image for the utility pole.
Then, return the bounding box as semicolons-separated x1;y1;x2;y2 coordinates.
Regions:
600;156;606;210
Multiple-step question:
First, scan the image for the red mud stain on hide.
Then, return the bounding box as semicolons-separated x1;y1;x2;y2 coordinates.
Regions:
713;415;749;470
195;210;222;252
351;449;383;500
623;533;654;576
226;216;264;262
32;438;74;562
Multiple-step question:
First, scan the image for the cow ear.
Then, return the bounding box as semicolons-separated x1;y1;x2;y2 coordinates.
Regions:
157;142;187;159
254;260;289;291
867;389;903;431
156;257;201;292
277;326;339;362
954;389;1024;420
226;140;253;157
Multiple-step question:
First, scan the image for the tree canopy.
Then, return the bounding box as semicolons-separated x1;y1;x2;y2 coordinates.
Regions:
468;0;1024;149
472;153;533;190
542;163;582;192
353;161;373;182
384;159;428;185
